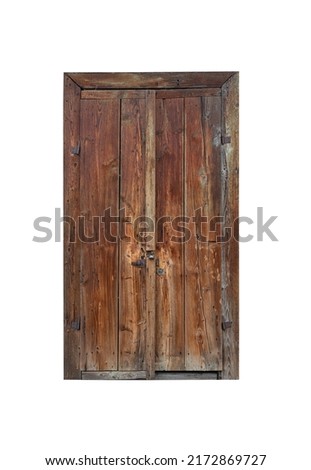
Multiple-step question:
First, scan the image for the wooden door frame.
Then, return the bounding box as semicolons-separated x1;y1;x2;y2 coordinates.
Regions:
64;72;239;380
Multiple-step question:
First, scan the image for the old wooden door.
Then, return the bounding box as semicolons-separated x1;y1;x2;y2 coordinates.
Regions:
64;73;239;380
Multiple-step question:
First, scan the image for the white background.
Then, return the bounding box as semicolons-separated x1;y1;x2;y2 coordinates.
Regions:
1;1;310;469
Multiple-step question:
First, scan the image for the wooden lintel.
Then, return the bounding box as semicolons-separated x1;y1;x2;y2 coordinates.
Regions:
66;72;236;90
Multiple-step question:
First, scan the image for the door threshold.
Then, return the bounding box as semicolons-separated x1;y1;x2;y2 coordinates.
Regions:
81;371;221;380
82;371;147;380
155;372;220;380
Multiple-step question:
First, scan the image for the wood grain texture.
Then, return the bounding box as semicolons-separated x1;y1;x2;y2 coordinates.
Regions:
184;96;222;371
221;73;239;379
145;91;156;378
155;97;184;371
82;89;220;100
81;90;147;100
119;96;147;371
79;99;119;371
156;88;221;99
67;72;235;90
64;75;81;379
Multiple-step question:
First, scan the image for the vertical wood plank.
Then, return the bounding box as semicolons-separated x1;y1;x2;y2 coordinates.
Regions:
155;98;184;371
79;99;119;371
184;96;222;371
64;75;81;379
145;91;156;378
221;73;239;379
119;96;147;371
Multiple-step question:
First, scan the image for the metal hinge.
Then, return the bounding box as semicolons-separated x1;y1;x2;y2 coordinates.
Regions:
222;320;232;331
131;259;146;267
71;320;80;331
71;142;80;156
221;135;231;145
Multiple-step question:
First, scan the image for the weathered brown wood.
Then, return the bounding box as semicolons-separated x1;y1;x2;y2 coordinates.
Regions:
155;97;184;371
184;96;222;371
81;90;147;100
119;96;146;370
81;370;218;380
156;88;221;99
155;372;218;380
67;72;235;90
221;73;239;379
145;91;156;379
79;99;119;371
65;72;239;380
64;75;81;379
82;371;147;380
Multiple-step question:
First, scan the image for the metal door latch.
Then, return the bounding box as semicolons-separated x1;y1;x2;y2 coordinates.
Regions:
146;251;155;260
131;259;146;267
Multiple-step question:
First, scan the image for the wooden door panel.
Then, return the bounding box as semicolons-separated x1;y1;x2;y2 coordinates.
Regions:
119;96;147;371
80;99;119;371
184;96;222;370
155;97;184;371
155;94;222;372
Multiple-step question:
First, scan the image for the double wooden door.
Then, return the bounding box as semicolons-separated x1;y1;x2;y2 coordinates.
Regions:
64;73;239;380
